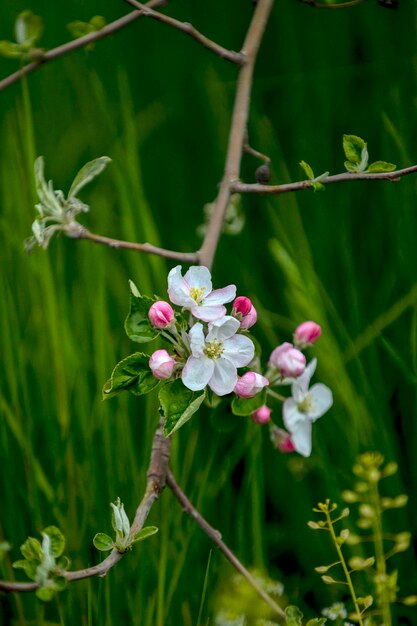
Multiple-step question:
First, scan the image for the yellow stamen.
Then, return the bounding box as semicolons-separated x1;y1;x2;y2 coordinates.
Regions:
189;286;206;304
297;395;313;413
204;339;224;360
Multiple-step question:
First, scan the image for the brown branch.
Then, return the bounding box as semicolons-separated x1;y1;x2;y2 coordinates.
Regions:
124;0;244;65
72;227;198;263
166;470;286;622
0;419;171;592
198;0;275;270
232;164;417;195
0;0;167;93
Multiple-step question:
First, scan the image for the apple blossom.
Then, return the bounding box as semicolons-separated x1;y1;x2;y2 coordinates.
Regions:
252;405;271;424
148;301;174;328
269;425;295;452
269;342;306;378
234;372;269;398
233;296;252;316
294;321;321;347
182;316;254;396
167;265;236;322
283;358;333;457
149;349;175;380
232;296;257;329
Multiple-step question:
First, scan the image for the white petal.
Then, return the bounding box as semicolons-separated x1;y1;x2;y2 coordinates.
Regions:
167;265;194;307
290;358;317;400
222;335;255;368
283;398;306;431
207;315;240;341
291;421;313;457
307;384;333;421
209;358;237;396
182;356;214;391
191;304;226;322
188;323;205;357
203;285;236;306
183;266;212;293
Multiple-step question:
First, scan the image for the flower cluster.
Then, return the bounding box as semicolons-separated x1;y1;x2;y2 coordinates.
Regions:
141;265;331;455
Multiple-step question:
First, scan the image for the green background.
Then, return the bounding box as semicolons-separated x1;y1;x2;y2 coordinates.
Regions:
1;1;417;624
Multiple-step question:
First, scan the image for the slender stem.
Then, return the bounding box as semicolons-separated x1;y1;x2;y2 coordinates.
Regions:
198;0;275;270
74;227;198;263
232;164;417;195
325;508;364;626
0;419;170;592
0;0;167;93
166;470;285;622
369;483;392;626
124;0;244;65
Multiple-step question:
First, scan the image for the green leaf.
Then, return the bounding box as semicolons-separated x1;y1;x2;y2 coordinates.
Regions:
15;10;43;47
159;379;206;436
103;352;160;399
131;526;159;544
367;160;396;173
299;160;314;180
344;160;360;173
125;293;160;343
343;134;366;164
43;526;65;558
311;181;325;192
306;619;327;626
67;156;111;199
93;533;114;552
36;585;56;602
20;537;42;561
0;40;25;59
13;559;38;580
231;389;267;416
285;605;303;626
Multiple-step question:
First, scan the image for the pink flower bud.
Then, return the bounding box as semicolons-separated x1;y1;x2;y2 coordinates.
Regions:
149;349;175;380
270;425;295;453
269;342;306;378
252;405;271;424
233;296;252;316
240;305;257;330
148;301;174;329
294;321;321;347
234;372;269;398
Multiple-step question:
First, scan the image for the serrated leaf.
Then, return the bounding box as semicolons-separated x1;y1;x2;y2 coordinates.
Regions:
367;160;396;173
131;526;159;544
103;352;160;399
299;160;314;180
125;293;160;343
231;389;267;416
67;156;111;199
93;533;114;552
13;558;38;580
343;134;366;164
15;10;43;47
20;537;42;561
344;160;360;173
285;605;303;626
0;40;25;58
43;526;65;558
159;379;206;436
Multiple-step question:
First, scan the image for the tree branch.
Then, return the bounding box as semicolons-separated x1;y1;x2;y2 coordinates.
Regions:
0;419;170;592
198;0;275;270
232;164;417;195
124;0;244;65
166;470;286;622
0;0;167;93
73;227;198;263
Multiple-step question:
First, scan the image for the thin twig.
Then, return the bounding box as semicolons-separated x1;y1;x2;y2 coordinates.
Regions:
0;0;167;93
0;419;170;592
124;0;244;65
166;470;286;622
198;0;275;270
74;227;198;263
232;164;417;195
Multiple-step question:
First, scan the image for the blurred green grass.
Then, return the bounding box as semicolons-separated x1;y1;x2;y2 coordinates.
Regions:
1;1;417;624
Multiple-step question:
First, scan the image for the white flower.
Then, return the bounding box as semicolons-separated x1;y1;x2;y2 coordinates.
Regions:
182;316;254;396
168;265;236;322
283;358;332;457
322;602;348;620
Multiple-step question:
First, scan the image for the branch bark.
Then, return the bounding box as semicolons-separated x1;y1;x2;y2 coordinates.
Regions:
198;0;275;270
